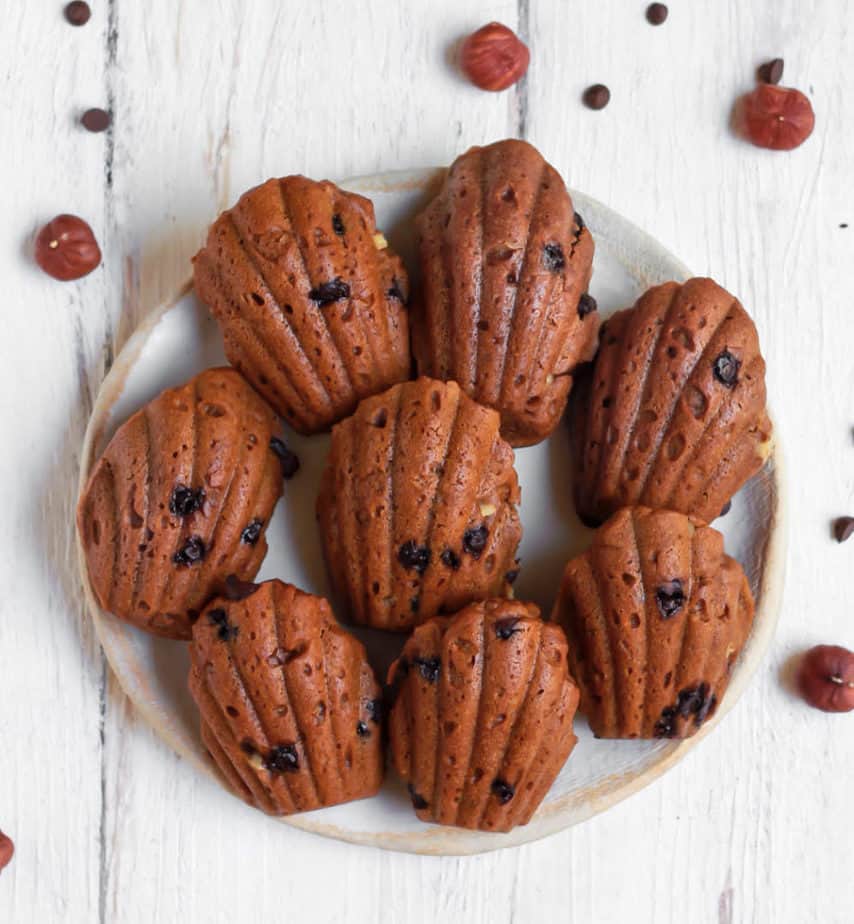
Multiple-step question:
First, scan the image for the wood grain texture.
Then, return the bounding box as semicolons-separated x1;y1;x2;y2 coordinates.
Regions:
0;1;852;922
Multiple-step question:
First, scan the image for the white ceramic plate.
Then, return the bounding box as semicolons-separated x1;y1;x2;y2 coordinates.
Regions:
76;168;786;856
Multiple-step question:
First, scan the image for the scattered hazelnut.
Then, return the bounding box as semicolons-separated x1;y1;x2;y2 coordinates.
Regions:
34;214;101;281
732;84;815;150
797;645;854;713
460;22;530;92
0;830;13;874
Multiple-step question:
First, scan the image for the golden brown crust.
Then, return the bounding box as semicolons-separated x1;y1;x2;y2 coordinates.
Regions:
317;377;522;631
76;368;282;639
552;506;755;739
413;139;598;447
193;175;410;434
569;277;772;525
386;598;580;832
188;579;383;815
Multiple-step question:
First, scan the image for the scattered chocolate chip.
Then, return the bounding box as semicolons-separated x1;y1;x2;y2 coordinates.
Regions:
64;1;91;25
224;574;261;601
413;656;441;683
491;778;515;803
583;84;611;110
265;744;300;773
578;292;598;318
366;698;382;724
757;57;784;85
207;607;238;642
331;213;345;236
542;242;566;272
463;525;489;558
387;278;407;303
81;108;111;132
169;484;205;517
655;580;685;619
356;720;370;738
0;830;13;873
309;277;350;305
712;350;741;388
504;568;519;585
840;223;849;229
398;540;431;573
719;500;732;517
834;516;854;543
494;617;522;640
172;536;205;566
269;437;300;478
440;547;462;570
240;519;264;545
408;784;429;810
645;3;668;25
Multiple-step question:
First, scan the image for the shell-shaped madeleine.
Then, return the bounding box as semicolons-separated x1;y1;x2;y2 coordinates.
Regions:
193;175;410;434
552;506;755;739
570;277;773;525
317;377;522;632
189;580;383;815
387;599;580;832
413;139;599;447
77;368;283;640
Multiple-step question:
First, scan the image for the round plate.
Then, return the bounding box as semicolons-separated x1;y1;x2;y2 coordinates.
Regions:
76;168;786;855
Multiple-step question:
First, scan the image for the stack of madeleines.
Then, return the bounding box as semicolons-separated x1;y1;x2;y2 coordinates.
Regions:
77;139;772;833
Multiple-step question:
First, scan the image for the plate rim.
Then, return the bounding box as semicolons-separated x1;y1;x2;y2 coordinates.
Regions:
75;168;787;856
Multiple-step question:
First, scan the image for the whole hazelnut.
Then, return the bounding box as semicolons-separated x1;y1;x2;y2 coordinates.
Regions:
459;22;530;92
797;645;854;713
0;830;13;874
34;214;101;281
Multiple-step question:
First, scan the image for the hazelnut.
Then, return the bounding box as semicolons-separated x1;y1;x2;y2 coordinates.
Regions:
0;830;13;874
732;84;815;151
34;214;101;281
459;22;530;92
797;644;854;713
479;501;497;517
372;232;388;250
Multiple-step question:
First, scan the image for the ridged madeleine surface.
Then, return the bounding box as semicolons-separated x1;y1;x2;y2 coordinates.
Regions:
552;506;755;739
570;277;772;525
189;580;383;814
317;377;522;632
413;139;598;447
193;175;410;434
77;368;283;639
387;598;580;832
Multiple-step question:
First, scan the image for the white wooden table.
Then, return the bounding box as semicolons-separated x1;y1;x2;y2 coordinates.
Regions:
2;1;853;921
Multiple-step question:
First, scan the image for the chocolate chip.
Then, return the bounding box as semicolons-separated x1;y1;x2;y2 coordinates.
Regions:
207;607;238;642
695;689;717;725
172;536;205;566
413;656;441;683
462;525;489;558
331;213;345;236
410;595;421;614
578;293;598;318
494;617;522;640
757;57;784;85
269;437;300;478
504;568;519;585
542;242;565;272
645;3;668;25
224;574;261;600
387;278;407;303
64;1;91;25
265;744;299;774
574;211;586;233
719;500;732;517
583;84;611;110
653;706;677;738
491;778;515;803
81;108;111;132
366;698;382;724
676;685;706;718
440;547;461;570
408;784;429;810
309;277;350;305
713;350;741;388
834;516;854;543
656;683;715;736
398;540;431;573
240;519;263;545
169;484;205;517
356;720;370;738
655;579;685;619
